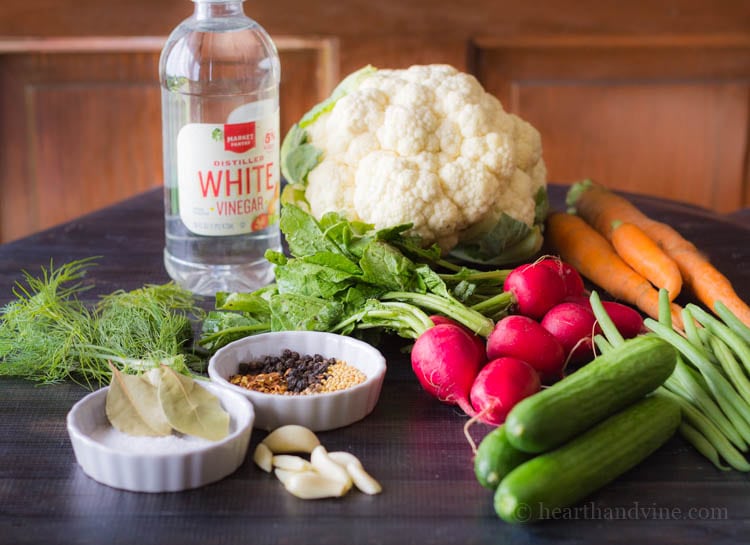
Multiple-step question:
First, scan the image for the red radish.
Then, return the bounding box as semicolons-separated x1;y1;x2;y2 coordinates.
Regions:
503;262;567;319
600;301;644;338
486;315;566;383
539;257;586;297
564;298;644;339
563;294;591;307
469;357;541;425
429;315;486;361
410;323;484;416
540;302;599;364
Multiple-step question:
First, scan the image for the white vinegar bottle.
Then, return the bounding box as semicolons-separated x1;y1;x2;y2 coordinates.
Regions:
159;0;281;296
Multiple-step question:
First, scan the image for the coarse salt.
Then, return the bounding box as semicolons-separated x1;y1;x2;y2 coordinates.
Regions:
89;425;213;455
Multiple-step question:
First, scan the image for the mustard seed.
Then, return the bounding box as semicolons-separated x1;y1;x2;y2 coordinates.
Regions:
229;350;366;395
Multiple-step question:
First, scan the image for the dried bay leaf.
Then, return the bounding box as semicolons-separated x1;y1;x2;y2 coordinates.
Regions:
158;366;230;441
105;364;172;437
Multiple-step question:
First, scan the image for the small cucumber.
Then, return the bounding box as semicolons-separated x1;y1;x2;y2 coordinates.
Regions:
474;425;534;490
505;334;676;453
495;393;681;523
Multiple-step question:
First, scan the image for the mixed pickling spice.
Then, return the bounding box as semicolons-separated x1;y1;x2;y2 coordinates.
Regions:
230;349;366;395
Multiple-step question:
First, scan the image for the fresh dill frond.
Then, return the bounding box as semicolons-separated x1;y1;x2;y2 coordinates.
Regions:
94;282;203;376
0;258;97;385
0;258;204;389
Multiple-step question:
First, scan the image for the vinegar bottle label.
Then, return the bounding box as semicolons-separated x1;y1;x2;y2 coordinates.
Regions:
176;104;279;237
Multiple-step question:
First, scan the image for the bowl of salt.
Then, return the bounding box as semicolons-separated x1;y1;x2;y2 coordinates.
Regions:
66;377;254;493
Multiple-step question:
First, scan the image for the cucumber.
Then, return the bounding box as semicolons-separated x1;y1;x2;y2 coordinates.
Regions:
505;334;676;453
495;393;681;523
474;425;534;490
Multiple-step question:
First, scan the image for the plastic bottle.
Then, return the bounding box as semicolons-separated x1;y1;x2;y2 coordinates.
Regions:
159;0;281;296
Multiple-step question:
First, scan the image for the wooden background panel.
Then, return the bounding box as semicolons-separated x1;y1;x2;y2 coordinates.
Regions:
473;35;750;212
508;82;748;212
28;81;161;231
0;48;162;242
0;37;338;242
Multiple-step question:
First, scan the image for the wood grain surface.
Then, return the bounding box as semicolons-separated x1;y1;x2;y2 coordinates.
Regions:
0;186;749;545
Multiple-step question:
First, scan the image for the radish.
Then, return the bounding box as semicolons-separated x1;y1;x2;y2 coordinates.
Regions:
486;315;566;383
503;262;567;319
565;298;644;340
563;294;591;307
539;257;586;297
469;357;541;425
540;302;599;364
429;315;486;361
411;323;484;415
600;301;644;338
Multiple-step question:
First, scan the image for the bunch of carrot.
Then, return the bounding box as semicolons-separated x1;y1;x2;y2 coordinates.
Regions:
545;179;750;331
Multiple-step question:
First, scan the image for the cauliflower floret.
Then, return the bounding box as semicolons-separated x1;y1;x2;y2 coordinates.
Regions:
313;90;387;155
305;159;358;220
377;104;440;156
344;133;380;165
439;157;500;227
289;63;547;256
511;115;543;171
460;132;515;178
352;152;463;249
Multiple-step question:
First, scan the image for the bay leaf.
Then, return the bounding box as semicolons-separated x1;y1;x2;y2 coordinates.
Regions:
157;366;230;441
105;364;172;437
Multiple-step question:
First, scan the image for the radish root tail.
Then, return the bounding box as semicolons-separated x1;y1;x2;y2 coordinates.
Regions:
462;404;494;456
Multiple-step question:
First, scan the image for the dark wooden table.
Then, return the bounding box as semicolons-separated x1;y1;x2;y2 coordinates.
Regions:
1;186;749;545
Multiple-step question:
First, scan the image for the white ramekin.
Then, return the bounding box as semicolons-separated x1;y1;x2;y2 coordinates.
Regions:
66;381;254;492
208;331;386;431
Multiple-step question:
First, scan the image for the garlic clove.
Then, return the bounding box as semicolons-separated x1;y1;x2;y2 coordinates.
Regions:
253;442;273;473
261;424;320;454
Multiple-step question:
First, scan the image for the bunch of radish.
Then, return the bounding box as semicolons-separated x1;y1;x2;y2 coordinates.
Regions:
410;257;645;426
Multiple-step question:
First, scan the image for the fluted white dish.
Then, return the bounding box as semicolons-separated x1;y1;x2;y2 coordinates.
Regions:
208;331;386;431
66;381;254;493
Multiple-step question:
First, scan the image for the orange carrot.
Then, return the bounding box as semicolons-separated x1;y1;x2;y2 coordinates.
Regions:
546;211;684;329
610;220;682;301
567;179;750;327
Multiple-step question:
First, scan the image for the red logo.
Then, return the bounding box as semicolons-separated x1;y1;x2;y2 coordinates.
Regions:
224;122;256;153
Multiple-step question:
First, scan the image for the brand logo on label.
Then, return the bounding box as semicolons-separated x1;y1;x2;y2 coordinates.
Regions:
224;122;256;153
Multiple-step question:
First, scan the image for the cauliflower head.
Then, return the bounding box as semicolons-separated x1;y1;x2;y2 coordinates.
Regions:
281;64;548;265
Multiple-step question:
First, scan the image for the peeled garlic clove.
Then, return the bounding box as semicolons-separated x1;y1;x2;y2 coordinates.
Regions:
272;454;314;472
253;442;273;473
262;425;320;454
273;468;299;487
282;470;349;500
328;450;382;494
346;462;383;495
328;451;362;468
310;445;352;490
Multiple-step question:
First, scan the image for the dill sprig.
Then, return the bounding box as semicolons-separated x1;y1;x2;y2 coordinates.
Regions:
0;258;203;389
